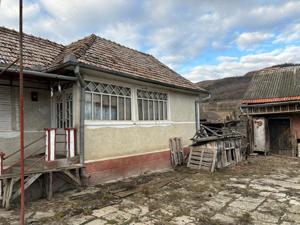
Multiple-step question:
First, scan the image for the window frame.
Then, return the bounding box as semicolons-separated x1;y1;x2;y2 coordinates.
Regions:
85;80;132;121
136;89;169;121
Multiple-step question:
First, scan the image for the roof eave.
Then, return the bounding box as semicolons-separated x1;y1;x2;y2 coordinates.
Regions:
242;96;300;104
79;63;209;94
46;61;209;94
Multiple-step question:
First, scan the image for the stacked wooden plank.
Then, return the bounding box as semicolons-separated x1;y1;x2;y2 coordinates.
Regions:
169;137;184;168
187;142;217;172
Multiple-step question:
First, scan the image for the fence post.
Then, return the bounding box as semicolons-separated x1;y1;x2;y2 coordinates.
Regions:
0;152;4;198
65;128;76;159
45;128;56;162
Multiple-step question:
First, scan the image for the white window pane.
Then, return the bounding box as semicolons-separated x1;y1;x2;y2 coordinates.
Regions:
102;95;110;120
126;98;131;120
149;101;154;120
118;97;124;120
85;81;131;121
111;96;117;120
159;101;163;120
85;93;92;120
93;94;101;120
138;99;143;120
144;99;149;120
163;102;167;120
154;101;159;120
137;90;168;121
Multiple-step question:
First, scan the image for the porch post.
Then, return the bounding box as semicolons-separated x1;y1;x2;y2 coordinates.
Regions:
74;65;86;165
45;128;56;161
0;152;4;198
79;85;85;164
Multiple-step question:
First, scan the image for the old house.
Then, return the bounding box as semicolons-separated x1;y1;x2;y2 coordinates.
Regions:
0;26;208;193
241;65;300;156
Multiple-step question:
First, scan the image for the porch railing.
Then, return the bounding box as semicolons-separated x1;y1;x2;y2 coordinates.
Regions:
3;135;46;171
0;128;77;198
0;128;77;174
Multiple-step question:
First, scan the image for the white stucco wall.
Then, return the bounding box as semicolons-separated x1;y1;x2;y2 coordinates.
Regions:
79;70;199;161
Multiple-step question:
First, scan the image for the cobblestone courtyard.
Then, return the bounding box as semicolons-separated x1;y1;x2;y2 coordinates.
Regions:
2;156;300;225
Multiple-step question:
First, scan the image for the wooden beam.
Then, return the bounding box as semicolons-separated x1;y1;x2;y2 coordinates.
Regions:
12;173;42;201
211;150;217;172
2;178;8;208
56;170;81;190
63;170;81;186
44;172;53;201
47;172;53;201
4;178;15;209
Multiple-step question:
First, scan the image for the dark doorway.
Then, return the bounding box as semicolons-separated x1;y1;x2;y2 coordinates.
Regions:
268;118;292;156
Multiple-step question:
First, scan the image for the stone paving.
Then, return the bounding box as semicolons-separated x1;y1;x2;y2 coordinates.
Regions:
2;156;300;224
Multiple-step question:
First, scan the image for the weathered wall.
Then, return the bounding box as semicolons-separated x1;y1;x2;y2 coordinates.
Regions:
169;90;197;122
0;86;51;162
290;114;300;140
85;123;195;161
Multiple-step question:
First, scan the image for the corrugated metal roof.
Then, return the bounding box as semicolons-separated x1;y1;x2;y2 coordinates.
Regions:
243;66;300;104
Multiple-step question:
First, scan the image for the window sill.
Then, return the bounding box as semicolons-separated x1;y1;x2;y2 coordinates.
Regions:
85;120;172;128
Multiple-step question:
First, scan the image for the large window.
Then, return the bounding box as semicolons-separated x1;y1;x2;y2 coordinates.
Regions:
85;81;131;120
137;90;168;121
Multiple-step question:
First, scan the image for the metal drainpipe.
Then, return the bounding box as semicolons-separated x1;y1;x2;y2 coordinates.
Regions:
74;65;86;165
195;93;211;131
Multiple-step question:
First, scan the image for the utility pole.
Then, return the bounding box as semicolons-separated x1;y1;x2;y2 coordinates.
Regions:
19;0;25;224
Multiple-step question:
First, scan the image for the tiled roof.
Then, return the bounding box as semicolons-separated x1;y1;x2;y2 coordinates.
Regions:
242;66;300;104
0;27;203;92
57;35;201;91
0;27;64;69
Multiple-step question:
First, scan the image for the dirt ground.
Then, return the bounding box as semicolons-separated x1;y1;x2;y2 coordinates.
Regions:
2;155;300;225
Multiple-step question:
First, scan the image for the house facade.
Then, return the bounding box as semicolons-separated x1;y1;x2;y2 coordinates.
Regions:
241;66;300;157
0;27;208;183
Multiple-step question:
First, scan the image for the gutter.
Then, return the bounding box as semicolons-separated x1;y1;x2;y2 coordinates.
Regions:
74;65;86;166
195;92;211;131
0;67;77;81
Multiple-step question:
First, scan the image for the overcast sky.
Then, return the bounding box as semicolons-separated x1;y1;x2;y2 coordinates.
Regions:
1;0;300;82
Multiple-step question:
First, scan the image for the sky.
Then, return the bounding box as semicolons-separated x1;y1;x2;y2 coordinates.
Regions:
1;0;300;82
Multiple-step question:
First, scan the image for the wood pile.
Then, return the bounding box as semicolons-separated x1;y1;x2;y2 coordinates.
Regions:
188;124;244;172
169;137;184;168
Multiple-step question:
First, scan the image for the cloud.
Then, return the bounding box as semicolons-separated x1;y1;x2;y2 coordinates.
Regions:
0;0;40;30
1;0;300;81
275;23;300;43
101;22;142;49
247;1;300;27
236;32;274;50
186;45;300;82
217;56;238;63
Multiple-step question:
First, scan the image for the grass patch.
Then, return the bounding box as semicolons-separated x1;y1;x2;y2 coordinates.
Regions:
195;215;222;225
237;212;253;225
107;219;119;224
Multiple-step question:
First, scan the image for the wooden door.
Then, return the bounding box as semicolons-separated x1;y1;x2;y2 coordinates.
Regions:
268;118;292;156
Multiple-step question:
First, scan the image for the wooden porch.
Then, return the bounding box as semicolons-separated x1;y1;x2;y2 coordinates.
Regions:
0;128;84;209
